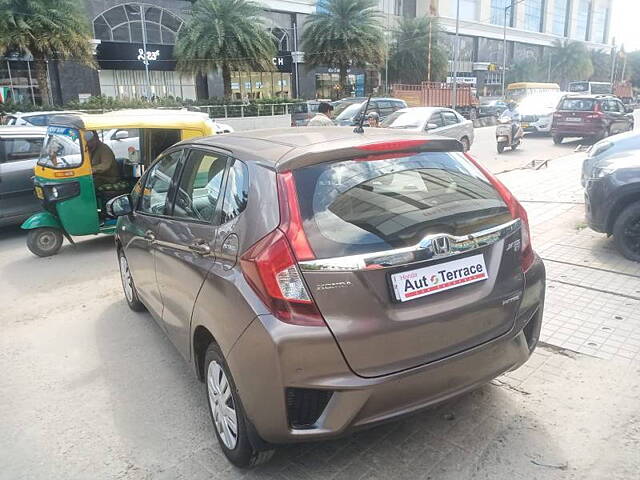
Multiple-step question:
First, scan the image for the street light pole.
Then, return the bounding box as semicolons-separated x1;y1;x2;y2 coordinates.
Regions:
452;0;460;110
140;5;153;100
501;3;510;98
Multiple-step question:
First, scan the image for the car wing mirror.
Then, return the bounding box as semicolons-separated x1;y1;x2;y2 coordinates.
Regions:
106;194;133;217
114;130;129;140
625;106;634;114
426;123;439;130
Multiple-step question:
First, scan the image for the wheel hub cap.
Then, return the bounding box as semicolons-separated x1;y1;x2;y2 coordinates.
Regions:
119;255;134;302
207;361;238;449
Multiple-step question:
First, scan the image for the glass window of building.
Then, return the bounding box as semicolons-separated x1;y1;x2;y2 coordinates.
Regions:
459;0;479;21
552;0;569;36
573;0;591;40
591;7;608;44
524;0;544;32
229;71;291;100
93;4;183;44
490;0;513;26
98;70;196;100
477;37;504;63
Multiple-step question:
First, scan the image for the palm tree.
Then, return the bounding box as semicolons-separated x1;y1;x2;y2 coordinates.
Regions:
0;0;95;106
550;40;594;89
301;0;384;97
176;0;276;100
388;17;447;85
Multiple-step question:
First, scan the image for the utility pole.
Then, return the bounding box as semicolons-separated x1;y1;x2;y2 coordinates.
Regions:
384;0;390;94
140;5;153;100
427;17;432;82
501;2;512;98
452;0;460;110
610;38;617;85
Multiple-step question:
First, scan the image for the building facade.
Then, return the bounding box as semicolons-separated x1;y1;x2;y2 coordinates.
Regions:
432;0;613;95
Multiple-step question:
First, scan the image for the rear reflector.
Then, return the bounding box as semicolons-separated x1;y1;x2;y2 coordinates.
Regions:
464;153;535;271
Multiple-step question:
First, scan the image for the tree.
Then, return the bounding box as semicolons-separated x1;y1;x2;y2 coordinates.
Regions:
301;0;384;97
549;40;593;89
388;17;447;84
176;0;276;100
505;57;545;85
0;0;95;106
590;49;613;82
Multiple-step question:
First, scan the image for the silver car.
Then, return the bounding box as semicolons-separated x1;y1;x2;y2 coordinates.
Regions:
0;126;46;226
381;107;475;151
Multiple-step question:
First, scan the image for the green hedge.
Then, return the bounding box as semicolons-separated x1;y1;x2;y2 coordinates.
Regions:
1;95;304;117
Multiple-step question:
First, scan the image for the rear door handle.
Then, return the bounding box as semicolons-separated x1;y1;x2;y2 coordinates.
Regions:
144;230;155;242
188;240;211;256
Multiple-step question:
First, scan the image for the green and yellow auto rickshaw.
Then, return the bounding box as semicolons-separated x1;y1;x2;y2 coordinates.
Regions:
22;109;217;257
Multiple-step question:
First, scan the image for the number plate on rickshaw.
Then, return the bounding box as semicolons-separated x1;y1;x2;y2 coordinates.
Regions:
34;185;44;200
521;122;529;129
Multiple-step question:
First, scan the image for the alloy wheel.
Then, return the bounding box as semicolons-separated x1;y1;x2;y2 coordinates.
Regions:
207;360;238;449
119;254;134;303
623;216;640;255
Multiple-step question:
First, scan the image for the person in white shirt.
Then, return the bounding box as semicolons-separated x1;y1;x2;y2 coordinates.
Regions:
500;101;521;139
308;102;334;126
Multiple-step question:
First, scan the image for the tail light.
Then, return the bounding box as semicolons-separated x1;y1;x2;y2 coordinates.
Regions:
464;153;535;271
586;103;605;120
240;171;324;326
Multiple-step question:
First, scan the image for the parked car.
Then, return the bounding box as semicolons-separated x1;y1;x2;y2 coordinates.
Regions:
518;92;565;134
551;95;634;144
291;101;321;126
334;98;407;126
0;126;45;226
3;111;81;127
109;127;545;467
581;131;640;186
584;150;640;261
381;107;474;151
478;99;508;118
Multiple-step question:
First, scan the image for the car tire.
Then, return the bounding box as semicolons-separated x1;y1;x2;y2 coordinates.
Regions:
26;227;63;257
204;342;275;468
613;201;640;262
118;249;146;312
460;136;470;152
497;142;506;154
552;135;563;145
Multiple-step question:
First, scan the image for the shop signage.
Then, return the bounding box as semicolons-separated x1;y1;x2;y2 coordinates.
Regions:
446;76;477;85
97;42;175;71
272;51;292;73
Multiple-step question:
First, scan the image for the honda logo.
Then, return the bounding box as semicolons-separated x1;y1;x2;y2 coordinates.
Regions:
419;236;451;256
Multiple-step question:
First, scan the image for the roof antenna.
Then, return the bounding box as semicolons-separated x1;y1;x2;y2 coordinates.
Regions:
353;94;372;134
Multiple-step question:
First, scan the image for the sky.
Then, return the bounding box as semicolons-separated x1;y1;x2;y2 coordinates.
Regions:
610;0;640;51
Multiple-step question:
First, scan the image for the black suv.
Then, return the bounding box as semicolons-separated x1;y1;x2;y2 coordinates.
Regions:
584;148;640;261
551;95;634;144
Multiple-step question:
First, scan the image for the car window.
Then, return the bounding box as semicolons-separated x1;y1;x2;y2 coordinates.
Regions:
392;101;406;109
220;158;249;224
1;137;44;162
24;115;49;126
112;128;139;139
428;112;445;129
559;98;595;111
172;150;227;224
138;150;182;216
442;111;460;126
615;101;626;113
4;116;16;125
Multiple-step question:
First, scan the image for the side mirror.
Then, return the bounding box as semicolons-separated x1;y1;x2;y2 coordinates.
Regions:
426;123;439;130
114;130;129;140
106;194;133;217
626;106;634;114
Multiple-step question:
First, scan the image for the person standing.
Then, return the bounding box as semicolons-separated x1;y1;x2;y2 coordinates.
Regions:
308;102;335;126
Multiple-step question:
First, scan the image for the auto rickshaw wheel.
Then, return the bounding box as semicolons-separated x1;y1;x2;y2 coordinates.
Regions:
26;228;63;257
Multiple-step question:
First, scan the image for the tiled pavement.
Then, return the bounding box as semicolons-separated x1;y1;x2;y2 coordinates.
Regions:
497;152;640;364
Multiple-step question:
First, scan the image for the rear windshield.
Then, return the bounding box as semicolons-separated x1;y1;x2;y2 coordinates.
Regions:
568;82;589;93
559;98;595;111
293;103;319;114
293;152;511;258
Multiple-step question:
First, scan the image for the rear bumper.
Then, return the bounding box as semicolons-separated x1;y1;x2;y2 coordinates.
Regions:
551;124;604;137
227;256;545;445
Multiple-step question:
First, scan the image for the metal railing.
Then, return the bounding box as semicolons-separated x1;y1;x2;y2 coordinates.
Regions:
74;102;296;119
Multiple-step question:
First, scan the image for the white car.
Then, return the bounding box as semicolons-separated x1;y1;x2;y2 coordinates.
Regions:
3;111;82;127
381;107;475;151
519;92;566;134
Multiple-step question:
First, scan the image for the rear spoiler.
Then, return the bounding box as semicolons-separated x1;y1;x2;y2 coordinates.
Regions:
277;137;463;172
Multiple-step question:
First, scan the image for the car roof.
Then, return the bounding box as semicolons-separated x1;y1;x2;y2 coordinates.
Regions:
184;126;462;172
13;110;81;117
395;107;442;114
0;126;47;136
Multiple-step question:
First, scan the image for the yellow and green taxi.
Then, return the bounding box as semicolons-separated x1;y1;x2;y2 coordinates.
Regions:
22;109;217;257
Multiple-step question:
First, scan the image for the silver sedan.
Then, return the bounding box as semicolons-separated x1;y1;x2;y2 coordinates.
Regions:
380;107;475;151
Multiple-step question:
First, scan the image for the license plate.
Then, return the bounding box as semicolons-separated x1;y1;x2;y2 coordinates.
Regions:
565;117;582;122
34;185;44;200
521;123;529;129
391;254;488;302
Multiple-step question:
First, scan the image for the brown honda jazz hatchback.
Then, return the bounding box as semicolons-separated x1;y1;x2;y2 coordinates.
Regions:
109;128;545;467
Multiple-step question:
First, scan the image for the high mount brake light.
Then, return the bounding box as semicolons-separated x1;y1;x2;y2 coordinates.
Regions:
463;153;535;271
239;171;324;327
356;139;430;152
